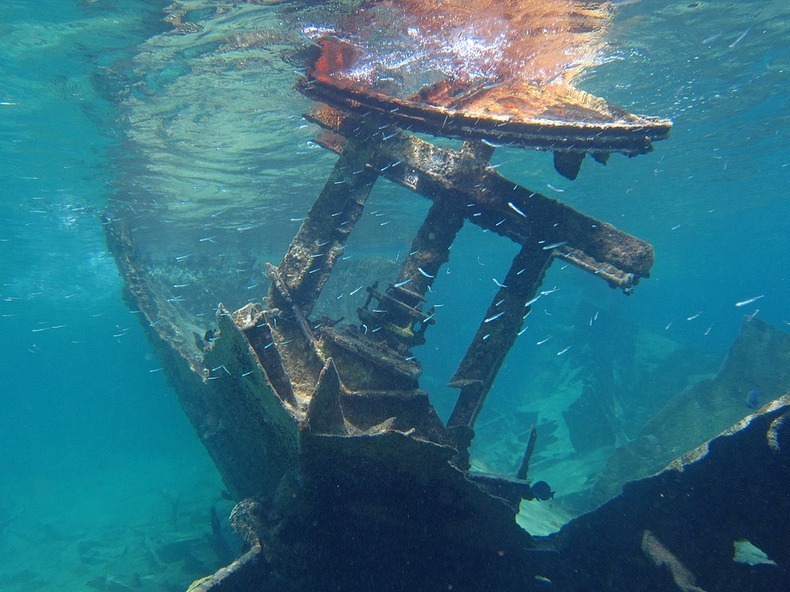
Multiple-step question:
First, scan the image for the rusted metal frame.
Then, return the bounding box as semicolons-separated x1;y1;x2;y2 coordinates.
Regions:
263;264;328;401
273;129;381;316
308;108;653;290
239;309;299;407
296;78;670;155
320;325;422;383
358;284;431;339
446;243;554;461
362;143;482;346
553;245;640;293
393;140;491;299
361;284;429;322
374;133;652;288
358;140;489;347
394;196;467;298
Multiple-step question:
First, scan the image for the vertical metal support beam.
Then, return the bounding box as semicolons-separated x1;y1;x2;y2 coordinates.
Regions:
359;141;493;348
272;134;381;315
394;141;491;299
446;243;554;465
395;197;466;297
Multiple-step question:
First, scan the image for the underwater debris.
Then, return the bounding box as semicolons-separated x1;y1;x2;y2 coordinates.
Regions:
592;317;790;505
516;424;538;481
551;394;790;591
103;79;789;592
300;1;671;178
733;539;778;566
641;530;707;592
104;109;666;587
103;2;790;591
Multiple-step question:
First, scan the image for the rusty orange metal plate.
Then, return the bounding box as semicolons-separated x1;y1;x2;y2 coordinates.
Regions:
298;0;671;155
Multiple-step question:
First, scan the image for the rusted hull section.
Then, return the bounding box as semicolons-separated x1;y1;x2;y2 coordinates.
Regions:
298;33;671;169
299;72;671;156
548;395;790;591
104;218;300;501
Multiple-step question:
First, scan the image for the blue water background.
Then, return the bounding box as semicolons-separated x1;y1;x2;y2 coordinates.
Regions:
1;0;787;588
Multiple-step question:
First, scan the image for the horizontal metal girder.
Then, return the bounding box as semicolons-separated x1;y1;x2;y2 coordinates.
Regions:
297;65;671;156
308;108;653;291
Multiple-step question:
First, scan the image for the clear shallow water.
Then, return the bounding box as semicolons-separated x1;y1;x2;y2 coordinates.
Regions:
1;0;788;589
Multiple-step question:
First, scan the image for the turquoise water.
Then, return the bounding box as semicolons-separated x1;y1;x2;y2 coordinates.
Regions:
1;0;787;589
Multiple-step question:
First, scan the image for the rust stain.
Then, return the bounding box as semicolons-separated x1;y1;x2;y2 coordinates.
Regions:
300;1;670;154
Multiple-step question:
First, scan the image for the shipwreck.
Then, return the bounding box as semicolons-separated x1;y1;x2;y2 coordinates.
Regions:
104;1;789;590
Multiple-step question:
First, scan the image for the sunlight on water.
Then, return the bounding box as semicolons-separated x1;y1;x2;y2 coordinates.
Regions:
306;0;613;90
1;0;787;589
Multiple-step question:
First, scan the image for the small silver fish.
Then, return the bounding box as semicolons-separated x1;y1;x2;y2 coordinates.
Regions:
542;241;567;251
525;295;542;307
507;201;527;218
735;295;764;307
484;311;506;323
729;28;750;48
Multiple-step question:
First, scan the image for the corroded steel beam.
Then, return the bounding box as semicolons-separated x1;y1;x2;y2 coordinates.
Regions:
395;196;467;298
272;127;381;315
309;108;652;290
297;35;671;157
392;140;493;299
446;243;554;461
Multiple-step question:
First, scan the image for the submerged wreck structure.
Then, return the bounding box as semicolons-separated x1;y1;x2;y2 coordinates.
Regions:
104;1;789;590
